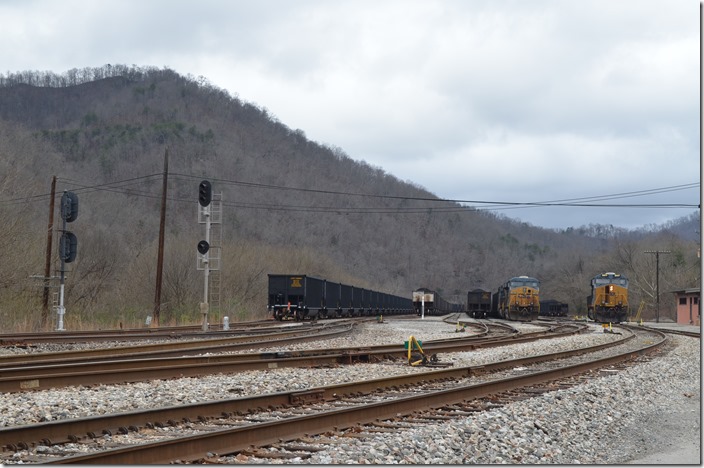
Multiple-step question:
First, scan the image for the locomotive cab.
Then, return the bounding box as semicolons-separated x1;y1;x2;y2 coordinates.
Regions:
587;272;629;323
497;276;540;321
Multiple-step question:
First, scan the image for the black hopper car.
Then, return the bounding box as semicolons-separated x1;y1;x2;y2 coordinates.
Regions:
539;299;569;317
412;288;465;316
268;274;413;320
466;289;492;318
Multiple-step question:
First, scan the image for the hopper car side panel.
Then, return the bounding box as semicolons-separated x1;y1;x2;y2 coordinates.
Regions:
467;289;492;319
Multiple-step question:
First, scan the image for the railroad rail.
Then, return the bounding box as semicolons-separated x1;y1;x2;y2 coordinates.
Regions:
0;325;664;463
638;324;700;339
0;321;356;366
0;322;585;393
0;320;281;345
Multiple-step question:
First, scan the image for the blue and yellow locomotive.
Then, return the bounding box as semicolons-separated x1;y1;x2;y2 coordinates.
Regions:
492;276;540;321
587;272;629;323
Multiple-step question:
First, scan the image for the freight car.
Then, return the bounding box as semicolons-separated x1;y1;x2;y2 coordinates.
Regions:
466;288;492;318
491;276;540;321
413;288;465;316
539;299;569;317
268;274;413;320
587;272;629;323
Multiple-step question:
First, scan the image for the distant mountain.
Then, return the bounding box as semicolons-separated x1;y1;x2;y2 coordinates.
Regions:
0;65;698;329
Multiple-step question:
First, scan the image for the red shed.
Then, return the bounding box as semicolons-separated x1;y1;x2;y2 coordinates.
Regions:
672;288;700;325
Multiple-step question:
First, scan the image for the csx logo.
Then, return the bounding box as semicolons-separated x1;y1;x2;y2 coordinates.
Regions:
290;277;302;287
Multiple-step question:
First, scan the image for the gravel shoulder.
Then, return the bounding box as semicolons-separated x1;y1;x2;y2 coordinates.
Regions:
0;318;700;464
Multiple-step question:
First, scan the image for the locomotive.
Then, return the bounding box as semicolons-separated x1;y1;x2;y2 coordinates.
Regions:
268;274;413;320
587;272;629;323
412;288;465;316
491;276;541;321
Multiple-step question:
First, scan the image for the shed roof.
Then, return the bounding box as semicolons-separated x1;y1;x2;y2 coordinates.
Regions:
671;288;701;295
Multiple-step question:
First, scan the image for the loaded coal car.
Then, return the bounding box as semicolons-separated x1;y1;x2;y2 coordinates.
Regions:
268;274;327;321
338;282;354;317
493;276;540;321
369;290;380;316
352;287;366;317
413;288;465;316
325;282;342;318
362;288;373;316
467;289;492;318
539;299;569;317
268;274;414;320
388;292;412;315
587;272;629;323
335;284;368;317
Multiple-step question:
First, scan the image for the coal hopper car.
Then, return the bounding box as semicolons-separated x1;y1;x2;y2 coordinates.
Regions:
268;274;413;320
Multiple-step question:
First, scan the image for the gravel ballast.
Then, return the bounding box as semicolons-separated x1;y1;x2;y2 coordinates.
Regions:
0;318;699;464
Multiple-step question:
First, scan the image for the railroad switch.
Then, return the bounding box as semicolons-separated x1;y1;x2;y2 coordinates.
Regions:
455;321;466;332
405;335;453;367
602;323;622;335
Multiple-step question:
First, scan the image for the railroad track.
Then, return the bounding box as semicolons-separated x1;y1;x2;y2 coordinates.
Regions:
0;320;358;366
638;324;700;339
0;319;282;345
0;325;664;463
0;322;584;392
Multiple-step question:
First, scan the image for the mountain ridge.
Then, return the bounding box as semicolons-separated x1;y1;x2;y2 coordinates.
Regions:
0;64;698;329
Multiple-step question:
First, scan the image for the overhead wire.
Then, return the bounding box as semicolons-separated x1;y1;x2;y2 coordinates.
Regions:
169;173;700;211
0;173;698;214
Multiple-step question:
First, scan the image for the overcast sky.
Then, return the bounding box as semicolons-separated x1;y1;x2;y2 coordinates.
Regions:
1;0;700;230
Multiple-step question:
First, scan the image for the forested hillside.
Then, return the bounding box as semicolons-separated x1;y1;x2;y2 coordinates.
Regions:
0;65;699;330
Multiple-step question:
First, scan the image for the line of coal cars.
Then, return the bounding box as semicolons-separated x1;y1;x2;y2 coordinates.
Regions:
268;272;628;323
267;274;414;321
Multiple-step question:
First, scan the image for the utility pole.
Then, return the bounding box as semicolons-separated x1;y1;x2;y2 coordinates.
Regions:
644;250;671;323
42;176;57;328
153;149;168;328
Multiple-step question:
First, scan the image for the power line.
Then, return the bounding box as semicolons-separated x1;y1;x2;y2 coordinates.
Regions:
170;173;699;208
0;173;164;206
170;174;700;211
0;173;699;215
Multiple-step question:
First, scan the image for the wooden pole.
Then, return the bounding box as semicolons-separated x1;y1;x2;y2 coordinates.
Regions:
644;250;671;323
41;176;57;329
153;149;168;327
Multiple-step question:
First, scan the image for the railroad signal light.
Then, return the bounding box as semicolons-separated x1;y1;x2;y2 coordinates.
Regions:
61;191;79;223
59;231;78;263
197;240;210;255
198;180;212;207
